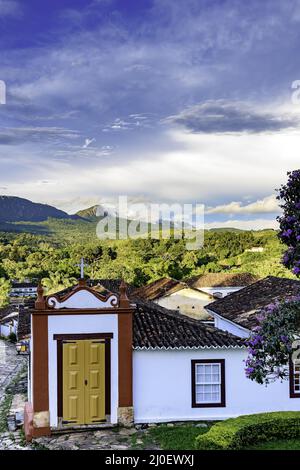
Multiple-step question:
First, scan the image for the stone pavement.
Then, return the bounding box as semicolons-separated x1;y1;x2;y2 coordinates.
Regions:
0;425;162;451
0;339;27;402
0;338;30;450
33;426;161;450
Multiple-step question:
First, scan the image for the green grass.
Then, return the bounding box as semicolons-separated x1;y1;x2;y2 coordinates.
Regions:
248;439;300;450
146;422;300;451
148;424;209;450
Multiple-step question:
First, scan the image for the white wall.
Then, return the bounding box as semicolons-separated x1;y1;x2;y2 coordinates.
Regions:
0;320;17;338
200;287;243;297
213;315;250;339
156;289;211;320
133;348;300;423
47;314;118;427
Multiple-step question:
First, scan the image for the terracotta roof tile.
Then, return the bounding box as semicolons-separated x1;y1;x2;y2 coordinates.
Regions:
133;299;243;349
132;278;186;301
206;276;300;329
187;272;259;288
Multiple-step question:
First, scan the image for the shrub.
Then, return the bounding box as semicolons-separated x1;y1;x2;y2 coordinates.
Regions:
195;412;300;450
8;332;16;343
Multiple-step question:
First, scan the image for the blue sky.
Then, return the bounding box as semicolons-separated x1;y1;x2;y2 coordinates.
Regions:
1;0;300;228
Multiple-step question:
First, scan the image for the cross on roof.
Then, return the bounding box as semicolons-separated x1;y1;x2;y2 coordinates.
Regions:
76;257;88;279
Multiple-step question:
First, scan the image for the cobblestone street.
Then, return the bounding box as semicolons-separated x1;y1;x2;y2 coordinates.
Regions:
0;339;27;402
33;426;161;450
1;426;161;451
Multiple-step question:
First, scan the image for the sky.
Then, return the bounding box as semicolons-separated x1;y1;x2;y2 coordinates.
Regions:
1;0;300;228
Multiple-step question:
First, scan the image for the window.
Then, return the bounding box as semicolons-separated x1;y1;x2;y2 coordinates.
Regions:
289;358;300;398
191;359;225;407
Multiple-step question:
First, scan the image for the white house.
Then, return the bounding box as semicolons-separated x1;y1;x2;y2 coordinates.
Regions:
0;305;18;338
205;275;300;338
10;281;37;299
187;272;259;300
133;278;213;320
24;276;300;441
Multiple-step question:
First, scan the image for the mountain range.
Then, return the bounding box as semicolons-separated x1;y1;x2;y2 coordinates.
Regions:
0;195;80;222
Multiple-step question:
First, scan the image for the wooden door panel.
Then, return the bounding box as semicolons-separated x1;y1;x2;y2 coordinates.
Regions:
62;339;106;425
90;395;100;419
89;344;100;364
90;370;100;389
68;371;79;390
63;342;85;425
68;344;78;365
85;341;106;423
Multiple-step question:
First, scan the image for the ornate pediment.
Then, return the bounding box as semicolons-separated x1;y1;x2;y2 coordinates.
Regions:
46;286;118;310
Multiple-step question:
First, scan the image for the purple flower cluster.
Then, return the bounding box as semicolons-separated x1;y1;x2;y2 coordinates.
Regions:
245;298;299;384
277;170;300;276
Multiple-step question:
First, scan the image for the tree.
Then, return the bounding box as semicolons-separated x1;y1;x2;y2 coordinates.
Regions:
245;170;300;384
0;278;10;307
245;299;300;384
277;169;300;275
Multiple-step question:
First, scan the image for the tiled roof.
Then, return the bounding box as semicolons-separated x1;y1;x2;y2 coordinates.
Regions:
11;282;38;288
133;299;243;349
17;299;34;340
187;272;259;288
206;276;300;330
0;304;18;321
132;278;186;301
21;279;243;349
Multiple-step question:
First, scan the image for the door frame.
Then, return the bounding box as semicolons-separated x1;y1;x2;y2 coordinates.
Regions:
54;333;113;425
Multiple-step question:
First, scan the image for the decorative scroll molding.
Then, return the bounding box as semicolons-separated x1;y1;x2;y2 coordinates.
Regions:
46;286;118;310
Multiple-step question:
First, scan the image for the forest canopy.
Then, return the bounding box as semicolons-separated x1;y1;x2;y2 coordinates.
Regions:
0;227;293;306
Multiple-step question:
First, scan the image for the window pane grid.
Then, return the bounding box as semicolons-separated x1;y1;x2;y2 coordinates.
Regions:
293;363;300;394
195;363;222;404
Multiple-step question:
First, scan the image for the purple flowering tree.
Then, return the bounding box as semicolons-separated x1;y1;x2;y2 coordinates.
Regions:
245;299;300;384
277;169;300;275
245;170;300;384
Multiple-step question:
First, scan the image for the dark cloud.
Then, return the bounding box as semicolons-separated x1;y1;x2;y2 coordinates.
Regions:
165;100;300;134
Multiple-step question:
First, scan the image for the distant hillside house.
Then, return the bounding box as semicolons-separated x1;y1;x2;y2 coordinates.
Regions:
245;247;264;253
187;272;259;299
24;277;300;440
10;281;38;299
132;278;213;320
0;304;18;337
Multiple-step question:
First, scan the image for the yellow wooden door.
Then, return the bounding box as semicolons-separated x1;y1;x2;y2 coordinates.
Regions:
63;341;85;425
63;340;106;425
84;341;106;423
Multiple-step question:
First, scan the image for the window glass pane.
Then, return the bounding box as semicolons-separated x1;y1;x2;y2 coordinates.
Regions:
195;362;223;404
212;393;220;401
212;374;220;383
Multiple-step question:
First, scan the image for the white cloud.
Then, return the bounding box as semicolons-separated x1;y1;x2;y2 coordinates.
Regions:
2;128;300;208
205;218;279;231
206;195;280;215
83;138;95;148
0;0;21;17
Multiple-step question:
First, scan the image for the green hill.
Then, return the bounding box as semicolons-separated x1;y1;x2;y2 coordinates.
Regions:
0;195;78;222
